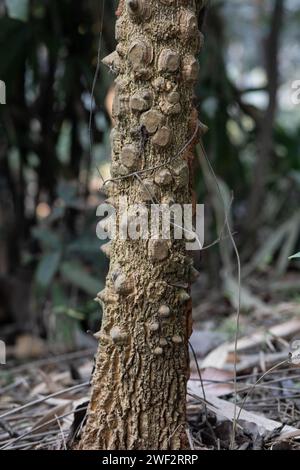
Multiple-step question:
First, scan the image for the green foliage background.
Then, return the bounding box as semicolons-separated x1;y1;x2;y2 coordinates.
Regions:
0;0;299;348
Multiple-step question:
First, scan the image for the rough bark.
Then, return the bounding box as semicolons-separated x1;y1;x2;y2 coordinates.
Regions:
79;0;204;450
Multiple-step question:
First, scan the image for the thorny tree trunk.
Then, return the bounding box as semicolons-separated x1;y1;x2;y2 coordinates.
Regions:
79;0;205;450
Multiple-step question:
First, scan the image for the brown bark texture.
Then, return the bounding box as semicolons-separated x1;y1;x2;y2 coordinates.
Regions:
79;0;205;450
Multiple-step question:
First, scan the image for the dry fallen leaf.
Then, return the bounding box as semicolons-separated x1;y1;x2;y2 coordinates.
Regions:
12;334;48;359
202;367;234;395
190;367;234;397
31;402;72;434
227;319;300;353
201;342;231;369
187;383;299;438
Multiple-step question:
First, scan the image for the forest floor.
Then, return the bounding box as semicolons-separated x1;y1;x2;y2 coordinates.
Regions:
1;272;300;450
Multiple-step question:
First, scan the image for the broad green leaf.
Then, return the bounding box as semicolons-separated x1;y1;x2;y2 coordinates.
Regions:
67;237;101;255
56;122;72;165
53;306;86;321
32;227;61;250
289;252;300;260
35;251;61;288
60;261;102;296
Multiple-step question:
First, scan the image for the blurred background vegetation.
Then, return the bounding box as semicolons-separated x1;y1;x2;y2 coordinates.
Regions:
0;0;299;358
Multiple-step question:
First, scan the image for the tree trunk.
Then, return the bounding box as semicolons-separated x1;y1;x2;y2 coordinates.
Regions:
79;0;204;450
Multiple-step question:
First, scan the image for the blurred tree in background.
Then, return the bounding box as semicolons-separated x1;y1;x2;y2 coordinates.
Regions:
0;0;299;354
0;0;119;347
